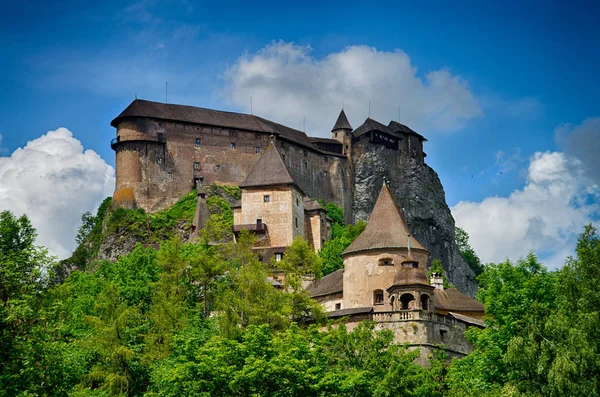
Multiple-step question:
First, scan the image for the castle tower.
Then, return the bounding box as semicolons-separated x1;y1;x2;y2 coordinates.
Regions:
331;109;353;156
341;181;430;311
237;141;306;249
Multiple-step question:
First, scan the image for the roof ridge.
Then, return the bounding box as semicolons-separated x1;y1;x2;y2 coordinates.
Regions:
239;141;297;190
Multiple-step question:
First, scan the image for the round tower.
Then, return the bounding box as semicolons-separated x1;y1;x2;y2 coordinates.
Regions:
331;109;353;156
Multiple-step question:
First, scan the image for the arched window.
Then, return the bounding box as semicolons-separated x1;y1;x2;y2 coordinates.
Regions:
373;289;384;305
421;294;430;311
378;258;393;266
400;293;415;310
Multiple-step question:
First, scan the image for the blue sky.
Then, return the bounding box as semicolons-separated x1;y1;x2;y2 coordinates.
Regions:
1;0;599;264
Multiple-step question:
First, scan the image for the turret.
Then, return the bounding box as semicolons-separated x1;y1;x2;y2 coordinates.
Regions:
331;109;352;156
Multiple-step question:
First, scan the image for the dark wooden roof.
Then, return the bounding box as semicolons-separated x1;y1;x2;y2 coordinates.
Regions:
352;118;404;139
305;269;343;298
331;109;352;131
343;184;427;255
388;121;427;141
112;99;319;152
449;312;485;327
309;137;343;145
433;288;484;312
240;143;297;189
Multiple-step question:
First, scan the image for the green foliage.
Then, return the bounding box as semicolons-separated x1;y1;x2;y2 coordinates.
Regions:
455;227;484;276
216;184;242;200
148;321;431;397
323;201;345;229
320;220;366;276
428;259;453;289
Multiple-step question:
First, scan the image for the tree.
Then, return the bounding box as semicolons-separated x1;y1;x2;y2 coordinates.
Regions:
455;227;483;276
0;211;59;396
319;221;366;276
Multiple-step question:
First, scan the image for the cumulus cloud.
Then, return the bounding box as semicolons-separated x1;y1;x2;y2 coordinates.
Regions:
0;128;115;259
555;117;600;184
452;151;599;268
223;41;481;136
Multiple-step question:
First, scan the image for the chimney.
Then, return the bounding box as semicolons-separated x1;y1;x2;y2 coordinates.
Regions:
430;272;444;290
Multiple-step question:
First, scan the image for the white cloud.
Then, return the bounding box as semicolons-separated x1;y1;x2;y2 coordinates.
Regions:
555;117;600;184
452;151;599;268
0;128;115;259
223;41;482;136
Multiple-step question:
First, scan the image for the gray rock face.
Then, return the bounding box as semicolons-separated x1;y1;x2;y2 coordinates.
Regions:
351;143;477;296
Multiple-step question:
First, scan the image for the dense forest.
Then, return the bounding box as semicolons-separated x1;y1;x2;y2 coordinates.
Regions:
1;189;599;396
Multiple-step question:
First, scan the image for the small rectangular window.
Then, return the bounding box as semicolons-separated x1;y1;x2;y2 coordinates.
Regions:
157;156;163;164
281;154;285;161
374;291;384;305
263;195;270;203
195;138;201;147
230;131;237;137
295;217;298;228
303;150;307;156
255;146;260;154
214;164;220;172
296;198;299;206
324;171;328;176
167;172;172;179
335;303;341;310
303;161;308;169
193;162;199;170
230;142;236;149
334;132;338;138
275;253;283;262
256;218;262;224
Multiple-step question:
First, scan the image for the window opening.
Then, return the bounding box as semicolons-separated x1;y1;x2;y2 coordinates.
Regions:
374;290;384;305
230;142;236;149
193;162;199;170
195;138;201;147
335;303;341;310
214;164;221;172
263;195;270;203
255;146;260;154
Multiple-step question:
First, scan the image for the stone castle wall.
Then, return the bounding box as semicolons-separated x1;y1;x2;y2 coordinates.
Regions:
112;115;477;295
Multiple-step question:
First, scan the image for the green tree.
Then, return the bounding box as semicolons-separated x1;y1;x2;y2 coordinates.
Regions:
0;211;57;396
320;221;366;275
455;227;483;276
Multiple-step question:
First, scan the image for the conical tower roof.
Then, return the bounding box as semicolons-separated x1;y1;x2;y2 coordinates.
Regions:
331;109;352;132
342;183;427;255
240;142;296;189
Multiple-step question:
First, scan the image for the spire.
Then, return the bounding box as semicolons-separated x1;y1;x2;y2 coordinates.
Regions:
342;184;427;256
240;141;296;189
331;109;352;132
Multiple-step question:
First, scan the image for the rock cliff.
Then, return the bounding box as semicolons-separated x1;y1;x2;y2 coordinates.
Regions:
351;143;478;296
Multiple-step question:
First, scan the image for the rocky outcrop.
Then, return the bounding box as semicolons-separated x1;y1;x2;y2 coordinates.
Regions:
352;143;477;296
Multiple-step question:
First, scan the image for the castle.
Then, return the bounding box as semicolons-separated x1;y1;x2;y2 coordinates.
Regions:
110;99;484;359
110;99;478;294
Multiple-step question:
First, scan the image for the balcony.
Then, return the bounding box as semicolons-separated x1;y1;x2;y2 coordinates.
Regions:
110;133;166;150
233;223;268;233
372;310;456;325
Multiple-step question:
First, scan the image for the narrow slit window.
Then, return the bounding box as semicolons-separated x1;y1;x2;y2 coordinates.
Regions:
195;138;201;147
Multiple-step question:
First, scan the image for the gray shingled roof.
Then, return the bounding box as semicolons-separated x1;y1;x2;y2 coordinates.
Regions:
343;184;427;255
388;121;427;141
449;312;485;327
112;99;318;152
240;143;296;189
305;269;343;297
303;197;324;212
331;109;352;131
327;307;373;318
433;288;485;312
